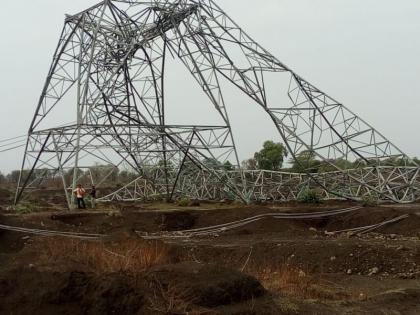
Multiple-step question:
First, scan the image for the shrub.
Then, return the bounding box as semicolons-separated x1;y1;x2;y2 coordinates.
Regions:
147;280;201;314
361;194;379;207
84;197;92;208
297;187;321;204
14;202;39;214
246;264;347;300
177;197;190;207
37;238;170;274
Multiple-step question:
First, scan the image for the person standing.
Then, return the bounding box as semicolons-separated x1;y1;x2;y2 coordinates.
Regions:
90;185;97;209
73;184;86;209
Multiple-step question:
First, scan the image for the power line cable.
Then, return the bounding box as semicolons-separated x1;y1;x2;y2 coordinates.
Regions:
0;139;26;149
0;144;26;153
0;134;27;144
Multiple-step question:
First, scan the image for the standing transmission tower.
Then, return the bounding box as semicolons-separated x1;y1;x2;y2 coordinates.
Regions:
15;0;420;208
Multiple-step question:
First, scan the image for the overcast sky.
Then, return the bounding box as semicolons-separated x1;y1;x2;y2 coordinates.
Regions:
0;0;419;172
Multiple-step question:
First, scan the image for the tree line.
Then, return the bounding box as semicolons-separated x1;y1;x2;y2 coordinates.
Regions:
241;140;420;173
1;140;419;187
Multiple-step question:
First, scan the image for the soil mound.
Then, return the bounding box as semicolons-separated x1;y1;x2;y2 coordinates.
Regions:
51;212;107;226
157;211;197;231
325;207;420;236
368;288;420;304
361;288;420;314
0;269;145;315
52;271;145;314
147;262;266;307
0;263;265;314
0;230;27;253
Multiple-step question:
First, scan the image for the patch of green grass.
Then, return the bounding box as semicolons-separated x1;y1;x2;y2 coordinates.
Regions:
14;202;39;214
297;187;321;204
177;197;190;207
361;194;379;207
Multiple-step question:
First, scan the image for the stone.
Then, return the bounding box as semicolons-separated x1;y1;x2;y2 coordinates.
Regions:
368;267;380;276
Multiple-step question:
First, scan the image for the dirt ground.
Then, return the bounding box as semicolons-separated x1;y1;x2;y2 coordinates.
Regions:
0;189;420;314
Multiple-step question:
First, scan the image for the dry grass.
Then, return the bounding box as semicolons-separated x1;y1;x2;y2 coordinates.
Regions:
245;264;348;300
36;237;171;274
147;278;214;315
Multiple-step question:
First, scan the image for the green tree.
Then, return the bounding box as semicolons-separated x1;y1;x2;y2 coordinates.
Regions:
241;158;257;170
223;161;234;171
202;157;222;169
290;150;321;173
318;158;354;173
118;169;139;184
254;141;288;171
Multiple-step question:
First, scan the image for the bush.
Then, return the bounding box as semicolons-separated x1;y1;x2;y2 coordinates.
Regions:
177;197;190;207
84;197;93;208
297;187;321;204
246;264;345;300
361;194;379;207
14;202;39;214
37;238;170;273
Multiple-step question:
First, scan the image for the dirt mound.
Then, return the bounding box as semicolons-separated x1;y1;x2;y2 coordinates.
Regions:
360;288;420;315
51;212;108;226
52;271;145;314
0;263;266;314
156;211;197;231
324;207;420;236
0;269;145;315
0;230;28;253
147;262;266;307
368;288;420;304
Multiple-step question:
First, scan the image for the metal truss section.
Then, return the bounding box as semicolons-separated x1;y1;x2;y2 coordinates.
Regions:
16;0;420;207
99;166;420;203
97;169;300;202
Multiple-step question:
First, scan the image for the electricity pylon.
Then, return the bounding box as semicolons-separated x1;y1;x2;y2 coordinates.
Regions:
15;0;420;208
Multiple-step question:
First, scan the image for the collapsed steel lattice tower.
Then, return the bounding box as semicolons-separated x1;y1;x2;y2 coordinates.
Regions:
15;0;420;207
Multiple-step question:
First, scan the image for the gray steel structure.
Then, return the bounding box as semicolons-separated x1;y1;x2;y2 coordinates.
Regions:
15;0;420;208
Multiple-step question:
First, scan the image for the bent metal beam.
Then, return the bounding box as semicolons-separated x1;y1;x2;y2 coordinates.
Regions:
15;0;420;207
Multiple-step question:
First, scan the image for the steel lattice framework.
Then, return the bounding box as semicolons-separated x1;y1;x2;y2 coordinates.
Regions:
15;0;420;208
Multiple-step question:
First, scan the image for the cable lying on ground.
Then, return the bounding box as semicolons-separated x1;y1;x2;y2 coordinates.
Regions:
138;206;364;239
0;224;104;240
325;214;410;236
1;207;408;241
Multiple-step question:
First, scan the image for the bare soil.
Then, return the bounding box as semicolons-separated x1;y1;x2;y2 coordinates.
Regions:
0;188;420;314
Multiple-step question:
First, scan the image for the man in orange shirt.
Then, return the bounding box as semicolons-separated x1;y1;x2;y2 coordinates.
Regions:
73;184;86;209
